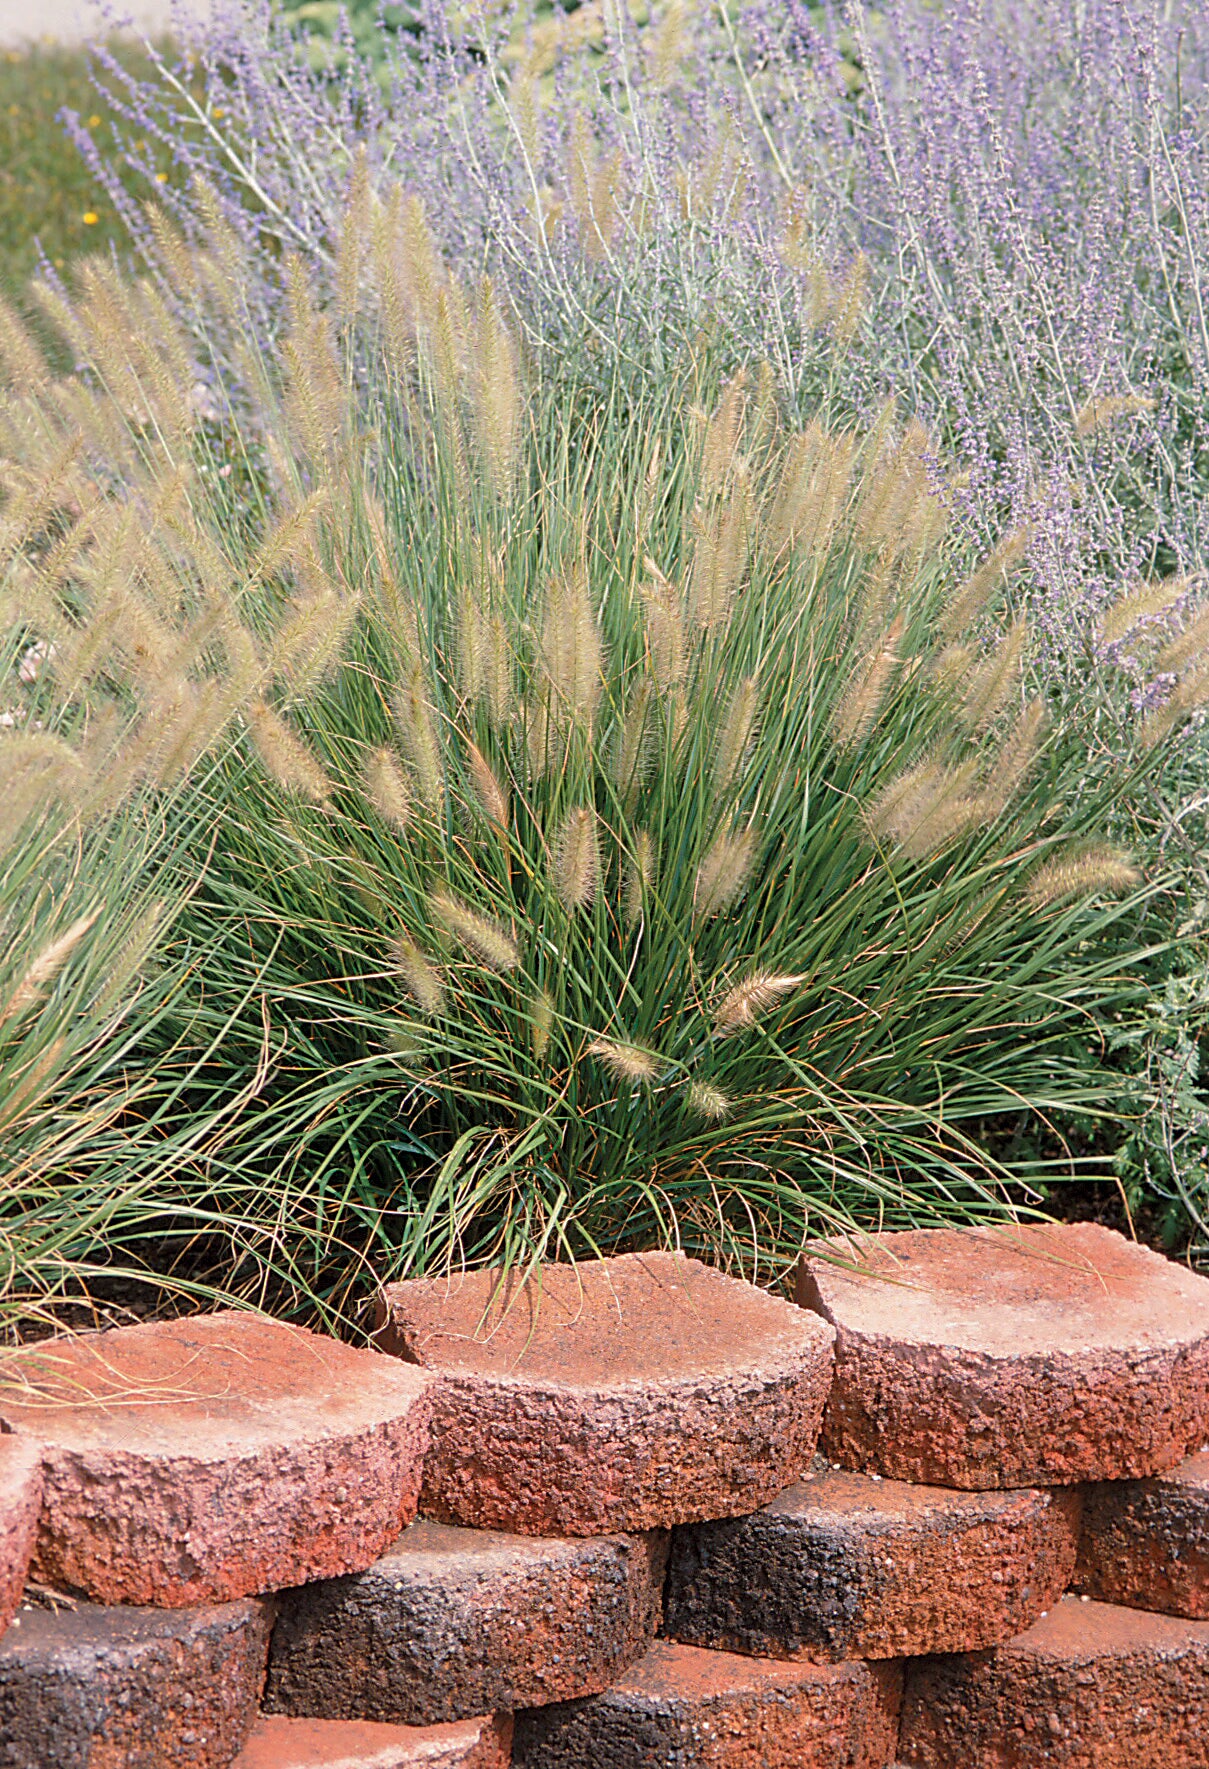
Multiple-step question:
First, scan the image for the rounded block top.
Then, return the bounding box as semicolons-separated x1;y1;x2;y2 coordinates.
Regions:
0;1311;432;1458
378;1251;832;1389
234;1714;512;1769
617;1639;846;1703
376;1252;835;1535
797;1223;1209;1486
1014;1596;1209;1663
799;1223;1209;1358
512;1638;903;1769
0;1313;435;1606
0;1593;268;1671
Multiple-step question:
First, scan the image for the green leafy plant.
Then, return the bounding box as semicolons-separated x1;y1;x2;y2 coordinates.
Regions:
2;192;1198;1317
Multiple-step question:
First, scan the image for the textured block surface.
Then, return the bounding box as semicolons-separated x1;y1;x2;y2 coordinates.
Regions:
798;1224;1209;1487
0;1593;271;1769
0;1312;434;1605
664;1463;1081;1660
1075;1449;1209;1618
899;1596;1209;1768
0;1437;42;1640
234;1714;512;1769
377;1252;835;1534
512;1639;902;1768
267;1518;667;1723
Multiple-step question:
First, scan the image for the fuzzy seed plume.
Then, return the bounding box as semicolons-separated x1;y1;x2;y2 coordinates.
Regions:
714;674;760;790
245;700;331;803
713;970;808;1037
982;696;1048;816
569;114;623;259
855;419;935;555
0;911;100;1030
647;0;688;86
91;901;169;1019
456;590;486;702
694;827;758;916
394;661;444;809
270;584;359;696
0;294;51;392
464;738;509;830
372;189;417;389
1097;578;1186;649
1026;845;1142;906
335;148;371;323
431;887;520;971
485;612;515;729
687;1080;731;1122
625;828;657;924
1139;659;1209;748
699;374;746;495
587;1036;661;1082
688;473;751;628
524;695;562;782
543;565;603;724
472;277;521;501
960;619;1028;731
642;570;687;692
383;1022;428;1061
831;622;901;749
393;932;445;1017
866;758;982;859
766;421;855;560
399;192;442;337
1074;393;1156;438
529;986;555;1060
1156;600;1209;676
614;680;654;801
831;250;868;344
554;805;600;909
363;745;412;830
931;642;976;693
941;527;1030;640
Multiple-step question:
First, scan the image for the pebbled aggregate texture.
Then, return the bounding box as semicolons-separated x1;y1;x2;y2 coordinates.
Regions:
0;1312;434;1605
511;1639;902;1768
899;1595;1209;1768
233;1712;513;1768
663;1461;1081;1661
1075;1448;1209;1618
0;1437;41;1640
798;1223;1209;1487
266;1518;667;1723
376;1251;835;1535
0;1592;271;1769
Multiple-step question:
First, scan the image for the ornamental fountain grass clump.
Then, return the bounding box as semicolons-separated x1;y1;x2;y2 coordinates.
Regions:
1;185;1202;1321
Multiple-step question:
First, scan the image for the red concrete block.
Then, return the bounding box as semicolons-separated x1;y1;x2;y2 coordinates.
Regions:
0;1592;271;1768
0;1436;41;1639
512;1640;902;1768
375;1252;835;1535
900;1596;1209;1768
797;1223;1209;1488
664;1463;1081;1661
266;1518;667;1722
1075;1448;1209;1618
0;1312;434;1605
235;1714;512;1769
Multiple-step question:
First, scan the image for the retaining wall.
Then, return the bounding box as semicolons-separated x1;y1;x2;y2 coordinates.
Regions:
0;1221;1207;1767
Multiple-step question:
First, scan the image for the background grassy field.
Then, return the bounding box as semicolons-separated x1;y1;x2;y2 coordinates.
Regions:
0;40;171;304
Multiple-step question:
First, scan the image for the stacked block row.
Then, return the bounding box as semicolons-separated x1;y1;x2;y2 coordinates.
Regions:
0;1222;1207;1766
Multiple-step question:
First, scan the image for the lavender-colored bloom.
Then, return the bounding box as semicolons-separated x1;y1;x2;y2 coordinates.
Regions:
72;0;1209;640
